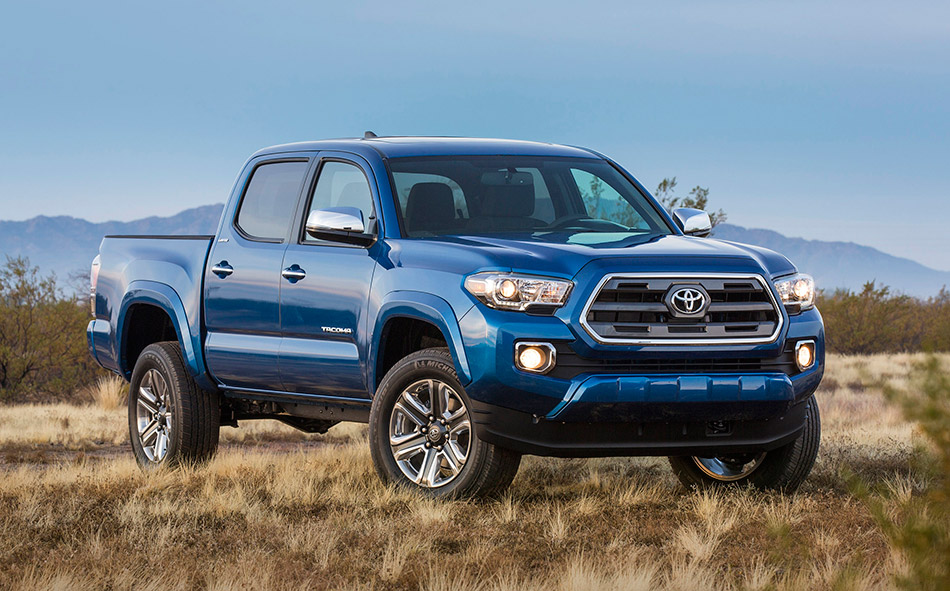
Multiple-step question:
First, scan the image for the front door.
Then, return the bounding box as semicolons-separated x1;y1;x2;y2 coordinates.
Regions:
278;154;380;397
203;156;311;391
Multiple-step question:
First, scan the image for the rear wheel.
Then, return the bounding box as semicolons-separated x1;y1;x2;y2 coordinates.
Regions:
668;396;821;492
128;342;220;468
369;348;521;499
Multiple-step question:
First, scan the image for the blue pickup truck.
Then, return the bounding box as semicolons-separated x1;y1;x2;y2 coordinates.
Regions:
88;135;824;498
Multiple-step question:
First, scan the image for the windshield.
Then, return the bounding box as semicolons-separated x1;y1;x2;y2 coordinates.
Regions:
388;156;673;244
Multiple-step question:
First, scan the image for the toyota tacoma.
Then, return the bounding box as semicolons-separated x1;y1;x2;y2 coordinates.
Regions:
87;135;824;498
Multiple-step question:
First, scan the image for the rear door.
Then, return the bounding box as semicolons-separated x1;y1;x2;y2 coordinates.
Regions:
278;153;380;397
203;155;312;391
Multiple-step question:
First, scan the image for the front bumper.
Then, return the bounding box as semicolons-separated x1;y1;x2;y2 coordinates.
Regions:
470;394;809;457
469;373;812;457
457;303;824;457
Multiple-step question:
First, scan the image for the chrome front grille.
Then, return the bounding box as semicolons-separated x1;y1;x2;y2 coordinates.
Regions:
581;274;784;345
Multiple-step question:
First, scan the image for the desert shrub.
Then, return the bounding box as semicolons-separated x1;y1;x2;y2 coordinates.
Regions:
88;374;128;410
850;355;950;590
0;256;99;402
820;283;950;354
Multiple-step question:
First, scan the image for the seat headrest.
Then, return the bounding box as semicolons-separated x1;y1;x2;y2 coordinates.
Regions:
406;183;456;232
481;184;535;217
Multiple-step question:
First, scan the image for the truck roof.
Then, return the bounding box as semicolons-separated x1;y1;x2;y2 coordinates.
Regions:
252;136;602;160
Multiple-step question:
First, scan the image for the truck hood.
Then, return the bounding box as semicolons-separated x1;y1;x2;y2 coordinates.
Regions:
387;232;797;279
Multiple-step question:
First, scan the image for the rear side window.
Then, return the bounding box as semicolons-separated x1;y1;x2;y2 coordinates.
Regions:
235;161;309;241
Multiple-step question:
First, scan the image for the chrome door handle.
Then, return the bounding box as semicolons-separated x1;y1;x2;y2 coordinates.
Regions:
281;265;306;282
211;261;233;278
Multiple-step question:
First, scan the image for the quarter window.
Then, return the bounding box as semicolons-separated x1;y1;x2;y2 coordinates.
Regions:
235;161;309;241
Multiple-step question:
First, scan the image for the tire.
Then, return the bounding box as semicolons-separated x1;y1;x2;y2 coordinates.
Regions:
668;396;821;493
369;348;521;499
128;342;220;468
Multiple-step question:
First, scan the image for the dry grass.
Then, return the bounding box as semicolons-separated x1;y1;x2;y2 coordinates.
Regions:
87;373;127;410
0;403;365;454
0;353;944;590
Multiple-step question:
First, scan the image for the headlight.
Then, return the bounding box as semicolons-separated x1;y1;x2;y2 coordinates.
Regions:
464;272;573;312
774;273;815;312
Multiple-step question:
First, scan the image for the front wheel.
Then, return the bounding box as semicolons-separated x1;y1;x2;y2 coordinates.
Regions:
668;396;821;493
369;348;521;499
128;342;220;468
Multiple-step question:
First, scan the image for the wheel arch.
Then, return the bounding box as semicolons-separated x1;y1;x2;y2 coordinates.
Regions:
117;281;209;385
370;292;472;392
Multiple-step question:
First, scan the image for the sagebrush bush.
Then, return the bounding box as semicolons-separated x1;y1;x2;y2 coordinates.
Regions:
820;283;950;354
0;256;99;402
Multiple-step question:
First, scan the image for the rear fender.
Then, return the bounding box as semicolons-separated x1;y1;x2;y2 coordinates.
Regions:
117;280;210;388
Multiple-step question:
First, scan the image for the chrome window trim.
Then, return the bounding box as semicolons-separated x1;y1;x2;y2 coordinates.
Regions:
579;272;786;346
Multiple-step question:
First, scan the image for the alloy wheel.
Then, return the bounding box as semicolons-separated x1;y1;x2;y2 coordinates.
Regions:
389;378;472;488
135;368;173;463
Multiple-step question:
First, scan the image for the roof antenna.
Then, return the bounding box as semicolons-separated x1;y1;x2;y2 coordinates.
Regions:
363;130;378;139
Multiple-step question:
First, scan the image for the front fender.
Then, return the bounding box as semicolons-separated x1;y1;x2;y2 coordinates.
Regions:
117;280;208;384
371;291;473;390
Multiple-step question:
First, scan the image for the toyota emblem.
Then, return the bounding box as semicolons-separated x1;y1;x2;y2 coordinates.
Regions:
669;287;707;316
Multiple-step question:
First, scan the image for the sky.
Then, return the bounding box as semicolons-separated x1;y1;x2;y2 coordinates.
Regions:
1;1;948;269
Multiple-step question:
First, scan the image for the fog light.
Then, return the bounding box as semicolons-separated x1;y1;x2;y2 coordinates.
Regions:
515;342;556;374
795;340;816;371
519;347;544;369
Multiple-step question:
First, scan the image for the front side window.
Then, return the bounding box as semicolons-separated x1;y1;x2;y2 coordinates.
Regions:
304;161;375;242
235;161;309;241
389;156;671;244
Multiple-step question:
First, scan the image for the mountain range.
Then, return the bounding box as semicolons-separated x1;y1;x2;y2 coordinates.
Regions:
1;204;947;297
711;224;949;297
0;205;224;285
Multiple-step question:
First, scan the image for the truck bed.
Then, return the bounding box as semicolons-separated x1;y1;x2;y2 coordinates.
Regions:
89;234;215;377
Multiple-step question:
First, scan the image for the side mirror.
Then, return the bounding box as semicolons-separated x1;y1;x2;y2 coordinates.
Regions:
672;208;712;237
305;207;375;246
